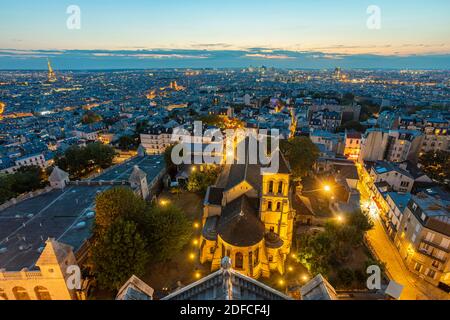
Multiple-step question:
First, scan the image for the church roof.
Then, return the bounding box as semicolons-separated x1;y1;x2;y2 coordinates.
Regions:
162;257;291;300
217;195;264;247
204;186;224;206
116;275;154;300
300;274;338;300
48;166;69;182
129;165;147;183
36;238;73;267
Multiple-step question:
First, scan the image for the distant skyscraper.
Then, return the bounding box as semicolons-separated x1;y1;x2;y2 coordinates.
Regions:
47;59;57;83
334;67;342;80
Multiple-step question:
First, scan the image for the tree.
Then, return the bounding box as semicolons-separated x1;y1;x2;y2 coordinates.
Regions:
419;150;450;184
118;135;137;151
135;120;149;135
297;210;374;280
82;111;102;124
85;143;116;169
91;219;148;291
187;167;220;194
0;166;47;204
280;137;319;181
55;142;116;178
95;187;147;237
143;204;192;262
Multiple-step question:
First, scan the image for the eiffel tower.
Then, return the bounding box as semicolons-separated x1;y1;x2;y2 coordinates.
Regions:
47;58;57;83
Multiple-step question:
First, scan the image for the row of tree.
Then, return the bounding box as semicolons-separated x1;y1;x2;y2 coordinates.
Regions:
54;142;116;179
0;166;48;204
90;188;192;291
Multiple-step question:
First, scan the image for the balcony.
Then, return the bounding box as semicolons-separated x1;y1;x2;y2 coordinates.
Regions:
421;239;450;254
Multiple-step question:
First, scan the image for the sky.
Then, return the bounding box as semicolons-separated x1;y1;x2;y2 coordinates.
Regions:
1;0;450;69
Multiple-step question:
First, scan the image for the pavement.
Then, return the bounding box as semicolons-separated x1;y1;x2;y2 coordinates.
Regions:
0;155;164;271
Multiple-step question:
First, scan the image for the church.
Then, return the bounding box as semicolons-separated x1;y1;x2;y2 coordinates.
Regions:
199;144;295;279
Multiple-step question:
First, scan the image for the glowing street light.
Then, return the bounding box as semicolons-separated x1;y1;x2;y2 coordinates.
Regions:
195;272;201;279
323;185;331;193
189;253;196;260
160;199;169;206
193;222;200;229
302;274;309;282
192;239;199;246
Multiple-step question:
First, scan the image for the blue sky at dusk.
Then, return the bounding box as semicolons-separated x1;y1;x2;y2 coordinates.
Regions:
1;0;450;69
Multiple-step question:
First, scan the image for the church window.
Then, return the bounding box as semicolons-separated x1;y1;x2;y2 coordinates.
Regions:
34;286;51;300
254;248;259;266
235;252;244;269
267;201;272;211
276;202;281;211
0;288;7;300
268;181;274;193
12;287;30;300
278;181;283;194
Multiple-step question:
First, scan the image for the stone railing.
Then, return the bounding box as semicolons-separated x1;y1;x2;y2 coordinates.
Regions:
0;186;54;212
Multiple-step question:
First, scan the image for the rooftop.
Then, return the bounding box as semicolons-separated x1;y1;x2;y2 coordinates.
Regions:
0;155;164;271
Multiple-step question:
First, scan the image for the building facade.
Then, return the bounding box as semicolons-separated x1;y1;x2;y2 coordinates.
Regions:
199;151;295;279
0;238;82;300
394;192;450;290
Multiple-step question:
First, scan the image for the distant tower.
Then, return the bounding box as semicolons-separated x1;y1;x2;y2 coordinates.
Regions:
334;67;343;81
47;58;57;83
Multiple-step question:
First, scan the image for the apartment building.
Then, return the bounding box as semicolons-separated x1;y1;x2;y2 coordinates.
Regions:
359;129;423;164
369;161;415;193
140;127;174;155
394;191;450;291
344;131;361;160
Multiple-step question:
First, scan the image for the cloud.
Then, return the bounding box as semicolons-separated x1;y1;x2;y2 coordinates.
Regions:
244;53;294;60
0;48;449;69
91;52;209;59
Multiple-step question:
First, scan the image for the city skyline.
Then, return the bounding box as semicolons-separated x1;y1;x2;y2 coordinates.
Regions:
1;0;450;69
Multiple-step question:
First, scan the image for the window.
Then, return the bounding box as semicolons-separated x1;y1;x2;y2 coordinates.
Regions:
12;287;30;300
254;248;259;266
267;201;272;211
235;252;244;269
209;247;215;254
431;260;440;269
440;238;450;249
414;262;422;272
268;255;273;262
278;181;283;194
276;202;281;211
270;226;275;233
268;181;274;193
34;286;51;300
0;288;7;300
427;269;436;279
